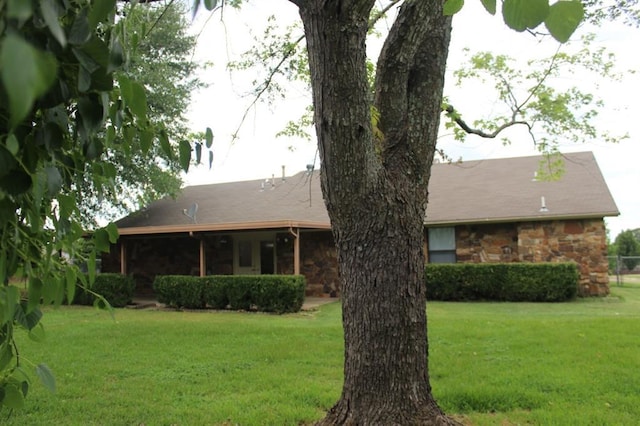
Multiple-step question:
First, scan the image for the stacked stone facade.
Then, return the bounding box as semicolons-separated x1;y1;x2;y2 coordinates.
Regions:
449;219;609;296
299;231;339;297
516;219;609;296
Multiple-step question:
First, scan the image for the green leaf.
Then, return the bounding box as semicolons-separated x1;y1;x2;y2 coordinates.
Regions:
444;0;464;16
205;127;214;148
65;267;77;304
78;65;91;92
195;142;202;164
0;344;13;371
502;0;549;31
2;285;19;323
28;323;46;342
0;145;17;178
544;1;584;43
179;140;192;172
129;81;148;120
79;36;110;69
7;0;32;22
41;0;67;47
27;277;43;313
106;222;119;243
45;166;63;196
103;162;117;180
159;129;172;160
2;384;25;409
204;0;219;11
36;364;56;394
88;251;96;285
88;0;116;28
24;307;43;331
208;150;214;169
480;0;497;15
108;37;125;72
94;228;111;253
57;193;76;219
78;95;105;134
140;130;154;154
69;8;91;45
6;134;19;155
0;34;58;128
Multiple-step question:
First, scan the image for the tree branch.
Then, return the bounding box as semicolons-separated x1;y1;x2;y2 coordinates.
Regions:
444;103;536;141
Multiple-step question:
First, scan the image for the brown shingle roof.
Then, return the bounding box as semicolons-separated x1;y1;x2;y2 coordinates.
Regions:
116;151;618;235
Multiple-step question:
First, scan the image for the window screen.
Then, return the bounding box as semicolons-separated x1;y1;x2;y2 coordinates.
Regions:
428;227;456;263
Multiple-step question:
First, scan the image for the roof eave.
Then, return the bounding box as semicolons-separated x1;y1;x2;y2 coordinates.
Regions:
116;220;331;236
424;211;620;227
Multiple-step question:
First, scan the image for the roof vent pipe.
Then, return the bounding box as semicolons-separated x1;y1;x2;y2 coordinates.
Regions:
540;196;549;212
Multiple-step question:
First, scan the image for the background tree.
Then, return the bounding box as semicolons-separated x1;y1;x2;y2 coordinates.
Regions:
614;230;640;271
76;1;204;226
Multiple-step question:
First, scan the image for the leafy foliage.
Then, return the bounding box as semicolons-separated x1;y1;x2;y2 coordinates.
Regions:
0;0;196;410
75;1;206;226
614;230;640;270
445;33;626;176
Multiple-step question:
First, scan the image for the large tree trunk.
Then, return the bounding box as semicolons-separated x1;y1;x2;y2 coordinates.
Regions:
293;0;458;424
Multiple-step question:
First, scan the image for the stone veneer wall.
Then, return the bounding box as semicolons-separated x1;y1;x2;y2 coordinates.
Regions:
517;219;609;296
300;231;339;297
456;224;519;263
448;219;610;296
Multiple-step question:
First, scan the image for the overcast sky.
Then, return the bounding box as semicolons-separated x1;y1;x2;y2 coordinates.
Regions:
183;1;639;239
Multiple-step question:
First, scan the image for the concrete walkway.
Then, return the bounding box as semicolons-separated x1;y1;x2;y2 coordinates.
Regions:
129;296;339;311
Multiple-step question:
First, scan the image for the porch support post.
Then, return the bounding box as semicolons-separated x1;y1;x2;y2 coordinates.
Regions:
293;228;300;275
199;238;206;277
120;241;127;275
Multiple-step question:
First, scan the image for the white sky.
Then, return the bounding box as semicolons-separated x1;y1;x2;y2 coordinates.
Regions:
183;1;639;239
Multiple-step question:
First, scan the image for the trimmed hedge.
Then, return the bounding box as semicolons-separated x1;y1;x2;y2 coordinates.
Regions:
74;273;135;307
153;275;306;314
425;263;579;302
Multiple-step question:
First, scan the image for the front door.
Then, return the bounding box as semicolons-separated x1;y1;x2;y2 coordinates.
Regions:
234;234;276;275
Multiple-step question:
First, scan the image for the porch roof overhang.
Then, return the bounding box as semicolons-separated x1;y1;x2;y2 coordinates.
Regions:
116;220;331;236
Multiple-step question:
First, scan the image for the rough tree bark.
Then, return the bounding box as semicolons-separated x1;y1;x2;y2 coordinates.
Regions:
290;0;458;424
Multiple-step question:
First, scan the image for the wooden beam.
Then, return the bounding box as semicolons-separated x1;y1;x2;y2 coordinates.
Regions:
120;241;127;275
199;238;206;277
291;228;300;275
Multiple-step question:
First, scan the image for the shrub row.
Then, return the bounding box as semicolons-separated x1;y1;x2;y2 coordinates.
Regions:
425;263;579;302
153;275;306;314
74;273;135;307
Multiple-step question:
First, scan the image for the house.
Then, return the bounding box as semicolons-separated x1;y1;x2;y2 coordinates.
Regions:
102;151;619;297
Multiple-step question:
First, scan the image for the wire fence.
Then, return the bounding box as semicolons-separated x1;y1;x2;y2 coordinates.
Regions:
608;255;640;286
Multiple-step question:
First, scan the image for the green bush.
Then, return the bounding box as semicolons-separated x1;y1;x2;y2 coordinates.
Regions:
153;274;306;313
426;263;578;302
225;276;254;311
74;273;135;307
202;278;228;309
153;275;205;309
250;275;305;313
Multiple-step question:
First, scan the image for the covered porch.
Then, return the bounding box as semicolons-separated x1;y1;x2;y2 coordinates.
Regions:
101;221;339;297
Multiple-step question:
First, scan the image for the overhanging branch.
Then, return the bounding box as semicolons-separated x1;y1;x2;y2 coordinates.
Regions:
444;103;534;140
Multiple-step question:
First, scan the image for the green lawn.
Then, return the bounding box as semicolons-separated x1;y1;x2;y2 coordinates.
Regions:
4;282;640;425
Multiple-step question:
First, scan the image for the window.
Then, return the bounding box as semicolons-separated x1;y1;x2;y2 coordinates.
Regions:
428;227;456;263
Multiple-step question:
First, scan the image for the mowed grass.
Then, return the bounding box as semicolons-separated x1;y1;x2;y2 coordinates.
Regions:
4;279;640;425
